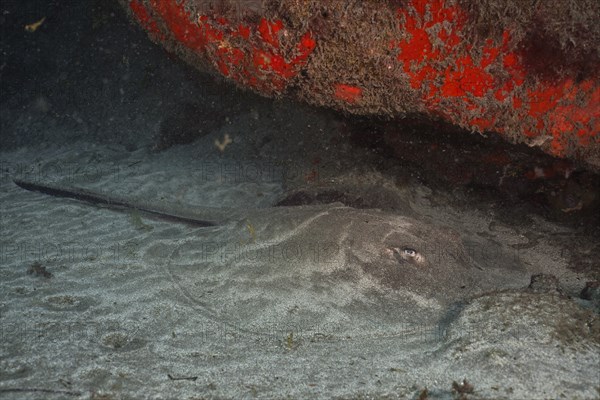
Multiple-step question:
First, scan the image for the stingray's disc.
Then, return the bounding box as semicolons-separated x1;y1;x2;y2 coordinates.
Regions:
159;207;525;344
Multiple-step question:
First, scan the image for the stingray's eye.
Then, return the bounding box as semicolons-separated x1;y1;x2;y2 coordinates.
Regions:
390;247;425;265
402;248;417;257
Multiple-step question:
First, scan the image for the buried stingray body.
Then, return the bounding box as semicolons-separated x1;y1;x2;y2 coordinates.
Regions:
14;179;528;338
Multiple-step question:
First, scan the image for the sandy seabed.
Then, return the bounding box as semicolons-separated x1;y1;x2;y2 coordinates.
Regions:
0;129;598;399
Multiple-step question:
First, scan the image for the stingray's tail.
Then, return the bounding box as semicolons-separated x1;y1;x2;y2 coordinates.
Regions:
13;179;218;227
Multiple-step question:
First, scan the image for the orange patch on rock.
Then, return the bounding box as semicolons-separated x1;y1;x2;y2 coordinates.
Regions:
394;0;598;157
140;0;316;95
334;84;362;103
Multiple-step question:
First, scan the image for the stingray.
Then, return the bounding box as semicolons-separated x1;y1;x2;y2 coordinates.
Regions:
13;178;529;342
